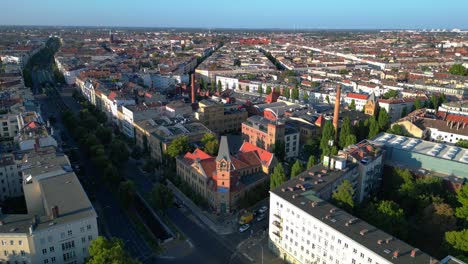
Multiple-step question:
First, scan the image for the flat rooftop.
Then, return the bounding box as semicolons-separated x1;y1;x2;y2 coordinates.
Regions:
372;133;468;164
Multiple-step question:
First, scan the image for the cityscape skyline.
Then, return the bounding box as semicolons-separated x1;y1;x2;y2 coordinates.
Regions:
2;0;468;29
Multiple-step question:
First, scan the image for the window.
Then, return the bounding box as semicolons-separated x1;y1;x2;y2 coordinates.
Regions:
20;251;25;256
68;230;72;236
352;259;356;264
49;247;54;252
42;248;47;255
18;240;22;246
61;241;75;251
88;235;93;241
3;250;7;256
80;227;85;233
361;253;364;258
10;240;14;245
43;259;49;264
82;237;86;243
1;240;6;246
51;257;56;263
368;258;372;263
12;250;16;256
353;248;357;254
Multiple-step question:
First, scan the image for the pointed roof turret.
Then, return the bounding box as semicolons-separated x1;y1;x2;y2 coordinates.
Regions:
216;136;231;162
368;92;376;103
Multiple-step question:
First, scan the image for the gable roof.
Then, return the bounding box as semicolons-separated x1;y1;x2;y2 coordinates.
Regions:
239;141;274;167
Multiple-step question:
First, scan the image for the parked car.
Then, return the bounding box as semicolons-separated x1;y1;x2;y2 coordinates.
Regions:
258;206;268;214
239;224;250;233
256;214;266;222
239;212;254;225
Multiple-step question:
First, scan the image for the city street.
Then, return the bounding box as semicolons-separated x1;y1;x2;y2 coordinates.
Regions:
37;91;155;263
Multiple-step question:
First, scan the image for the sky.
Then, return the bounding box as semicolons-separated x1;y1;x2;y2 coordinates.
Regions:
1;0;467;29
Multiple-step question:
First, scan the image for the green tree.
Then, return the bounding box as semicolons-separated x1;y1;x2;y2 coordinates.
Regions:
422;202;457;246
118;180;136;208
109;140;130;166
377;108;391;131
448;64;467;76
320;121;335;158
306;155;315;169
361;200;408;239
445;230;468;258
210;81;216;92
257;85;263;95
414;98;422;110
382;89;399;99
205;140;219;155
303;92;309;102
270;163;286;190
368;116;380;139
332;180;355;212
430;94;440;111
273;140;286;162
167;136;189;158
151;184;174;211
387;124;409;136
455;184;468;222
345;134;357;147
339;117;352;148
290;160;304;178
283;87;290;99
440;93;447;104
456;140;468;148
266;86;272;95
291;87;299;100
325;95;330;104
96;126;112;145
87;236;140;264
217;80;223;93
349;99;356;110
246;85;250;92
103;164;120;187
274;87;281;94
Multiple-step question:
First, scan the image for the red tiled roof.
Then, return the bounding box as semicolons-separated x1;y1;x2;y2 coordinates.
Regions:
347;92;368;100
239;142;274;167
108;91;117;100
184;148;213;161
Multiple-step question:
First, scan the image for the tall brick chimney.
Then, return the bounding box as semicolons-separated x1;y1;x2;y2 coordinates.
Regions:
191;74;196;104
332;84;342;134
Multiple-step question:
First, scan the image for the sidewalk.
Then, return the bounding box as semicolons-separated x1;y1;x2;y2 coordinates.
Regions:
167;180;235;235
237;230;283;264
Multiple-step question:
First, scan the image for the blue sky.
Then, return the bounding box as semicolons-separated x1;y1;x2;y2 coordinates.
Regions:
1;0;467;29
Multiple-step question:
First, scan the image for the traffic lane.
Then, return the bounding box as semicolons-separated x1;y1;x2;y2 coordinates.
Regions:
223;213;269;247
165;207;238;264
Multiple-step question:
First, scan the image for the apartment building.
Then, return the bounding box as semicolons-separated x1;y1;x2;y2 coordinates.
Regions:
0;147;98;264
194;99;248;134
338;140;385;202
0;113;19;138
344;93;368;111
242;115;300;159
134;117;212;162
0;153;22;201
378;98;416;122
269;189;436;264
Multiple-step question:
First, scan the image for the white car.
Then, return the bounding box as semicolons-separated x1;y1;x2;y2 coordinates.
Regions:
258;206;268;214
256;214;266;222
239;224;250;233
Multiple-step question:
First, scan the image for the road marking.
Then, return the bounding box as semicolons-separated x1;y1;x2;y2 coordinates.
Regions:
187;239;194;248
243;253;254;262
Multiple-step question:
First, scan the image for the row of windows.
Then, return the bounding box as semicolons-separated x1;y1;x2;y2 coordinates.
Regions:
1;240;23;246
2;250;26;256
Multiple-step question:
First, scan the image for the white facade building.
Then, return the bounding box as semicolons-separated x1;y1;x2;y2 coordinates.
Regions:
0;147;98;264
0;153;22;201
269;187;435;264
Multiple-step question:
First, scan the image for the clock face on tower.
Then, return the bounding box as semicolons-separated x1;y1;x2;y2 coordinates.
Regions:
220;161;226;168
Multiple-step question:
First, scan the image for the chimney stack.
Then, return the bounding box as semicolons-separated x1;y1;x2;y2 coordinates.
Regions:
333;85;342;134
51;206;59;219
191;74;196;104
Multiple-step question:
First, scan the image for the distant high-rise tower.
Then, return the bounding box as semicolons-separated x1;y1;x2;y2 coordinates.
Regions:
332;84;342;135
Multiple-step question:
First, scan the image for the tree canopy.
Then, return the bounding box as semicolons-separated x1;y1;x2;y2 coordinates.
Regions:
270;163;286;190
349;99;356;110
382;89;399;99
201;133;219;155
290;160;304;178
339;116;352;148
332;180;355;212
306;155;315;169
448;64;467;76
167;136;190;158
320;121;335;159
87;236;140;264
151;184;174;211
